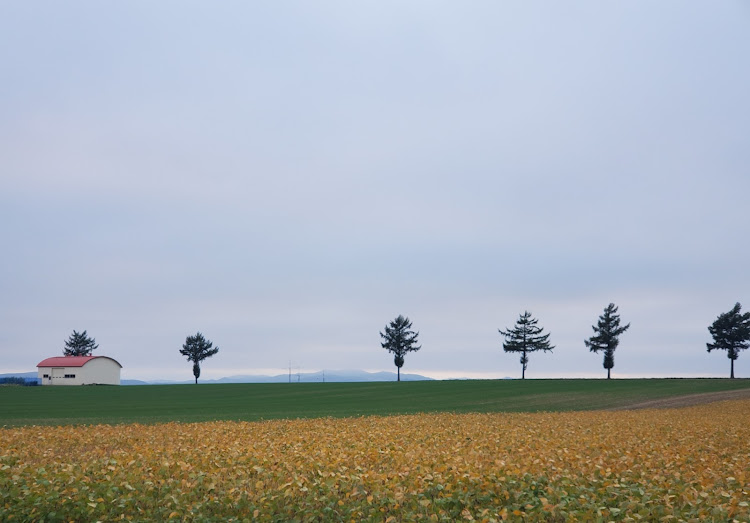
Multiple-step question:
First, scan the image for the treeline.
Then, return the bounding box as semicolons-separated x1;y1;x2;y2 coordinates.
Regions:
381;302;750;380
0;377;39;386
59;302;749;384
60;330;221;385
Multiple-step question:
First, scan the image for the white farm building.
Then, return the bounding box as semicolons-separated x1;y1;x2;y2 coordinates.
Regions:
37;356;122;385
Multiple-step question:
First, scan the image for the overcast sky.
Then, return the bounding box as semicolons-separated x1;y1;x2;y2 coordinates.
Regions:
1;2;749;381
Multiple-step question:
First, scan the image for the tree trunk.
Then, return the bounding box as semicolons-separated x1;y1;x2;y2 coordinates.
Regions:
195;376;198;384
607;368;611;380
731;359;735;379
397;367;400;382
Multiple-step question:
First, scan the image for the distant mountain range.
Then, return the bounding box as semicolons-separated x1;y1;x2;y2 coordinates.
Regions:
0;371;41;384
0;372;38;380
151;369;434;384
0;370;433;385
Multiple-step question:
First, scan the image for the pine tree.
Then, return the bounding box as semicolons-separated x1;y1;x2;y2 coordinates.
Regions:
63;330;98;356
380;315;421;381
499;311;554;379
707;303;750;379
584;303;630;379
179;332;219;384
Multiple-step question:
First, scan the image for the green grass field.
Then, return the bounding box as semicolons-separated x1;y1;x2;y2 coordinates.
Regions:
2;378;750;427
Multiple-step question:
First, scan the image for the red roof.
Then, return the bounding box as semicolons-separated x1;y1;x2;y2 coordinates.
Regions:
37;356;122;368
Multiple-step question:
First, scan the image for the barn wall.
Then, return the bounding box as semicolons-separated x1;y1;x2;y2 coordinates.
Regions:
38;367;86;385
37;357;121;385
81;357;121;385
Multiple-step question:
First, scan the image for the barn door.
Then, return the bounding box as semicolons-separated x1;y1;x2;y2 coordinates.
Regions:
52;367;64;382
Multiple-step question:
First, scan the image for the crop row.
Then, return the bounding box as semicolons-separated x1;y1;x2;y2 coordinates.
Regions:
1;401;749;521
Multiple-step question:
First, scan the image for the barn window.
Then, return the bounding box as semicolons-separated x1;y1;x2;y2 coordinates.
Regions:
43;374;49;378
64;374;76;378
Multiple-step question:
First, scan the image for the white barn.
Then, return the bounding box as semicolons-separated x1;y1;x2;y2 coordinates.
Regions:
37;356;122;385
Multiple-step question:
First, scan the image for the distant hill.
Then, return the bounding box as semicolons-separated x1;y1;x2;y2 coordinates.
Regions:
213;369;432;383
0;371;38;380
154;370;434;384
0;371;40;384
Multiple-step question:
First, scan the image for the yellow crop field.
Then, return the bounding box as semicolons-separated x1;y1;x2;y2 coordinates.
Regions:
2;400;749;522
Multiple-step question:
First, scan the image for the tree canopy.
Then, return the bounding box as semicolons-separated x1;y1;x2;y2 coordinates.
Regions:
380;315;421;381
180;332;219;384
499;311;554;379
585;303;630;379
63;330;98;357
707;302;750;379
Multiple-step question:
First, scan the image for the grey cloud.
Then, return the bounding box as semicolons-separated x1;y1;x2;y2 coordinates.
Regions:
1;1;748;379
